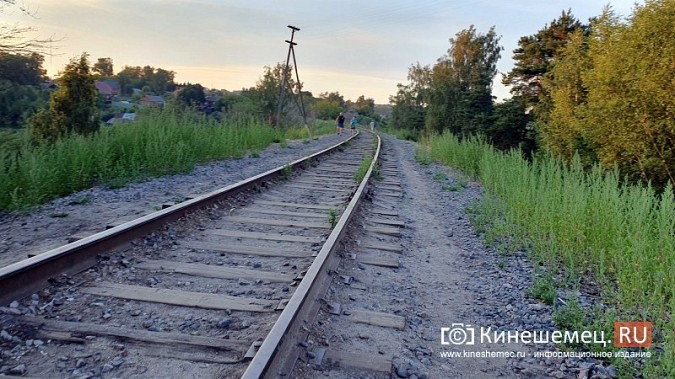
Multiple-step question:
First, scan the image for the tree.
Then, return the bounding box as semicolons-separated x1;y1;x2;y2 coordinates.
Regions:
539;30;592;164
0;52;45;85
245;63;297;125
389;63;431;133
426;25;502;135
176;83;205;107
29;53;99;143
149;68;175;94
489;98;535;155
354;95;375;117
93;57;113;77
540;1;675;188
502;10;587;120
311;91;345;120
581;2;675;186
114;65;175;95
0;80;49;128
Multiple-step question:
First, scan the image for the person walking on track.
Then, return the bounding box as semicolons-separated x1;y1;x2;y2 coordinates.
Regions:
350;116;357;137
335;112;345;135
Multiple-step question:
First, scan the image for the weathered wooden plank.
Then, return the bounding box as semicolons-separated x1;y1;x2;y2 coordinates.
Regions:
360;243;403;253
346;309;406;330
313;167;356;174
369;218;405;227
300;173;353;181
190;241;312;258
286;184;352;193
380;191;402;198
255;200;338;210
225;216;329;229
294;179;354;187
324;350;392;372
205;229;323;243
80;282;278;312
135;259;294;283
365;226;401;237
19;315;250;350
375;184;401;192
357;254;399;268
242;208;327;219
370;209;399;217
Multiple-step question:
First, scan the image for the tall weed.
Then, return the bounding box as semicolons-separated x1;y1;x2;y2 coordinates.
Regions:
423;131;674;377
0;109;281;210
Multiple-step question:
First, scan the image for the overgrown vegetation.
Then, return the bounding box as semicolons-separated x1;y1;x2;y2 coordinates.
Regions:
423;132;674;377
0;109;284;210
354;154;374;183
390;1;674;189
327;208;338;229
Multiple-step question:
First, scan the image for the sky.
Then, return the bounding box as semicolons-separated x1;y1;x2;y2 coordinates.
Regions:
4;0;639;104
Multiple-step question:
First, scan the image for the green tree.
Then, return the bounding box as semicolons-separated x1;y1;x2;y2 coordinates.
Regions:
93;57;113;77
245;63;297;125
502;10;586;119
541;1;675;188
311;91;344;120
354;95;375;117
489;98;535;154
29;53;99;143
582;2;675;186
426;25;502;135
0;80;49;128
389;63;431;133
176;83;205;107
149;68;175;94
115;65;175;95
539;29;592;164
0;52;45;85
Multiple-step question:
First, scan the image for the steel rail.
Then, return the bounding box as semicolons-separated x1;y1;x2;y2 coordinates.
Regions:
0;132;360;306
242;131;382;378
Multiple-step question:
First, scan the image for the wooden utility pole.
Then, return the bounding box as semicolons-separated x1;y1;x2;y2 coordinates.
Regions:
276;25;307;126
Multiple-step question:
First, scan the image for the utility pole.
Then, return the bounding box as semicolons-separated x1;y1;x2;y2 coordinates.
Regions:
276;25;307;126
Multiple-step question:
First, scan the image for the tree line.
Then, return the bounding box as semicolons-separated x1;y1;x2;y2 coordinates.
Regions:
390;0;674;188
0;50;377;144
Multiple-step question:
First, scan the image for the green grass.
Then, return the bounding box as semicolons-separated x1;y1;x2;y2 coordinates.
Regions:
423;131;674;378
280;164;292;180
327;208;338;229
529;273;557;305
0;108;283;210
354;154;374;183
282;120;335;140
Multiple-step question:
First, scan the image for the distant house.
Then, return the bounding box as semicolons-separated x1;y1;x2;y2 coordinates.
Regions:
103;80;120;95
140;95;165;107
95;80;121;104
95;81;115;96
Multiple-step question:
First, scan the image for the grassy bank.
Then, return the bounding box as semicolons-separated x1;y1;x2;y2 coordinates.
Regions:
0;111;334;211
420;132;673;378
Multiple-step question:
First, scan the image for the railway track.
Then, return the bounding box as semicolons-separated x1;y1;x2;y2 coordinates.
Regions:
0;130;384;378
291;140;406;379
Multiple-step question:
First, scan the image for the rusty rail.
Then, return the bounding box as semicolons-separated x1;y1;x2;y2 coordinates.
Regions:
0;133;360;306
242;131;381;378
